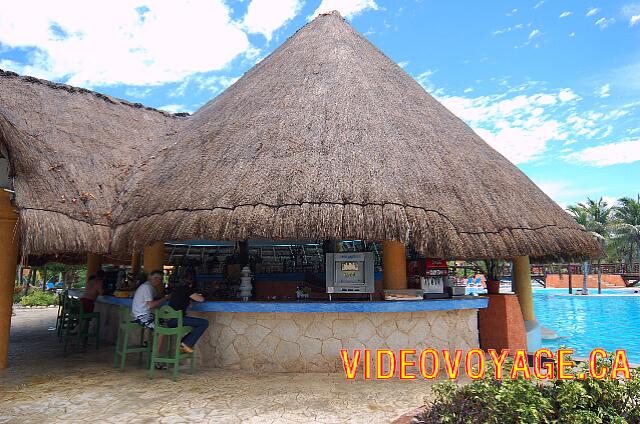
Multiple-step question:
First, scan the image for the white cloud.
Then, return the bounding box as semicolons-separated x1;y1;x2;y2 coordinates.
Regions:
474;122;563;164
528;29;541;40
566;139;640;166
534;1;545;9
124;87;152;98
169;73;240;98
0;0;251;87
535;93;557;105
556;89;580;103
569;32;576;37
159;104;189;114
415;69;436;91
242;0;302;40
598;83;611;98
531;179;609;207
595;17;615;29
434;84;630;165
534;180;584;205
437;89;580;164
312;0;378;19
559;11;572;18
586;7;600;17
622;4;640;26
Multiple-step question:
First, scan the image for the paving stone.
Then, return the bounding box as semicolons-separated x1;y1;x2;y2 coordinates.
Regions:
0;306;472;423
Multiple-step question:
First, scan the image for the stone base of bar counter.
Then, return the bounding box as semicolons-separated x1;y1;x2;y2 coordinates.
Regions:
95;297;485;373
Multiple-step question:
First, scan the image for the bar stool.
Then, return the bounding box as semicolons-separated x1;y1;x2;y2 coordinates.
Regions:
61;298;101;356
113;306;152;371
56;291;70;340
148;306;195;381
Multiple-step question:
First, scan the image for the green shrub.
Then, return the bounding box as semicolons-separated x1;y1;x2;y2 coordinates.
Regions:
19;291;58;307
419;356;640;424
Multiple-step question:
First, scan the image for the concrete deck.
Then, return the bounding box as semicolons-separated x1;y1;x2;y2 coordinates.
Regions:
0;308;434;423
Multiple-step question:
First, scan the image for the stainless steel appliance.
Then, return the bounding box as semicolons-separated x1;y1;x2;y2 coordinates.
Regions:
450;285;466;297
325;252;375;300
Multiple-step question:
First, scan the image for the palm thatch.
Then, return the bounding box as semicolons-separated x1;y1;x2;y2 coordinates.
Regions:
0;69;183;256
1;11;601;260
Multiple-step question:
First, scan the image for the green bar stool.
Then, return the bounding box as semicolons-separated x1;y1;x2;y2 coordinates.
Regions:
61;298;101;356
148;306;195;381
56;292;71;341
114;307;151;371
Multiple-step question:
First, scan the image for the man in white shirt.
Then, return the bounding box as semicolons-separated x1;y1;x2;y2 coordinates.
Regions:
132;270;169;329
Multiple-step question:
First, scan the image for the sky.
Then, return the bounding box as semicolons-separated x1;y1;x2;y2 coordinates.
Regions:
0;0;638;208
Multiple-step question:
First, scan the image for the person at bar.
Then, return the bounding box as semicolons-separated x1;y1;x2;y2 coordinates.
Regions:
168;276;209;354
80;273;104;313
131;270;169;330
131;270;171;370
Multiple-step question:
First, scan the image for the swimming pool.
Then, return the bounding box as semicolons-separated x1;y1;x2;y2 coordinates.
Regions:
532;288;640;363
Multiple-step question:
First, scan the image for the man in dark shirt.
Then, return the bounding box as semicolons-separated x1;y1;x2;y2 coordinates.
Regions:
168;278;209;353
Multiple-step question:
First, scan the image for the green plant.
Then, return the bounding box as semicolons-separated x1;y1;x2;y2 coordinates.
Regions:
19;291;58;307
477;259;504;281
609;196;640;269
418;355;640;424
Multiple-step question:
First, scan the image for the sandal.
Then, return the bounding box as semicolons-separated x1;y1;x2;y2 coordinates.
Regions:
154;363;167;370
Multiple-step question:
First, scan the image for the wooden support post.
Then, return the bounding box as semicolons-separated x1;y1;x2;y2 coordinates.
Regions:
512;255;541;351
131;252;141;278
0;191;19;369
512;256;535;321
597;259;602;294
143;241;165;274
568;264;573;294
86;253;102;282
382;240;407;290
582;261;590;295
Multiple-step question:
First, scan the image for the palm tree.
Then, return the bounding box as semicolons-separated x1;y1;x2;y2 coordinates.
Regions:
609;195;640;280
567;197;611;294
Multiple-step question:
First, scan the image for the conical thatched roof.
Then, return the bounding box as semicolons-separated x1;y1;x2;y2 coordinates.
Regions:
1;11;601;260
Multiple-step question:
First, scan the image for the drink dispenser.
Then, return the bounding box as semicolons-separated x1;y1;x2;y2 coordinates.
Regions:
423;259;449;298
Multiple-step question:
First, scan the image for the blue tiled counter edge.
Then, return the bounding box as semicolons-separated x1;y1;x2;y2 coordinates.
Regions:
97;296;488;313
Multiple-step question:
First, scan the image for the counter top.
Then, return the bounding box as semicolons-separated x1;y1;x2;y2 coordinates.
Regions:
97;295;488;313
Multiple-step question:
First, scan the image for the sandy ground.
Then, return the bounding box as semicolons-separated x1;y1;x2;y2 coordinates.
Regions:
0;308;434;423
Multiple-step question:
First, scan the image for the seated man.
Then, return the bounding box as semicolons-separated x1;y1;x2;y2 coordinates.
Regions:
80;274;104;313
168;277;209;353
131;270;169;329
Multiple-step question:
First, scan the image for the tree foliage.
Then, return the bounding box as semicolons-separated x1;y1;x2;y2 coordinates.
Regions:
567;195;640;265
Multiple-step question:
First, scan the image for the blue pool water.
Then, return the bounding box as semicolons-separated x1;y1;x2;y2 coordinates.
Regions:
532;288;640;363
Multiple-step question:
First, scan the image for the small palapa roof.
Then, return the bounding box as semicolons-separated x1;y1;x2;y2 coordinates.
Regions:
0;69;182;256
0;11;601;260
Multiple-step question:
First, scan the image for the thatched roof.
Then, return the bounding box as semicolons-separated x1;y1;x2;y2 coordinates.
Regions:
1;11;601;260
0;69;183;256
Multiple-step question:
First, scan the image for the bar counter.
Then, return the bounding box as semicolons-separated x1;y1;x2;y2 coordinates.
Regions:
97;295;487;312
95;295;488;373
